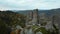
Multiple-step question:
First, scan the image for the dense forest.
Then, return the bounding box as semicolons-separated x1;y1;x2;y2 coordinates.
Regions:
0;10;26;34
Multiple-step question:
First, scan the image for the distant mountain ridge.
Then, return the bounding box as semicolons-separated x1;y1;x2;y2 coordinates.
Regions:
16;8;60;16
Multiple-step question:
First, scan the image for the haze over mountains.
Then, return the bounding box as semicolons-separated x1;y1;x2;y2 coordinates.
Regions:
15;8;60;16
0;8;60;16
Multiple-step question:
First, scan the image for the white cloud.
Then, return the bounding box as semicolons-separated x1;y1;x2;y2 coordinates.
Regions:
0;0;60;10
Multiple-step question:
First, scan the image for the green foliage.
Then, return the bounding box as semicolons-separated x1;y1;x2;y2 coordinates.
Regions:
32;25;39;30
0;11;26;34
35;27;48;34
32;25;49;34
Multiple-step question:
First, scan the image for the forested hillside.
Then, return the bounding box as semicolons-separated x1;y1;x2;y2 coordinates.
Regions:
0;10;26;34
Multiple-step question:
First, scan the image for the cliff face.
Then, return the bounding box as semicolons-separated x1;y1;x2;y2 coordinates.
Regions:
26;9;40;25
25;9;60;32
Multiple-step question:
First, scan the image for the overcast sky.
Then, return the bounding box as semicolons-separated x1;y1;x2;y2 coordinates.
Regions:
0;0;60;10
